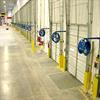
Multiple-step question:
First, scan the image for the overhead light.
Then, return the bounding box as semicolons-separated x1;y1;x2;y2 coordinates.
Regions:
3;1;6;4
4;5;6;8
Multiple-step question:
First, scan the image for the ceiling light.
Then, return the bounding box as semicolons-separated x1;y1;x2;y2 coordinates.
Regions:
3;1;6;4
4;5;6;8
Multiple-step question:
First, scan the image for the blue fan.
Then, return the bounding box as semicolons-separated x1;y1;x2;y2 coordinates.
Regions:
28;25;31;31
78;39;91;56
51;32;60;43
39;29;45;37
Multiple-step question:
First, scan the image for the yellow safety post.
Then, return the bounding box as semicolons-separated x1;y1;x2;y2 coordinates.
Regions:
92;55;100;99
31;39;35;52
48;48;51;58
92;76;98;99
48;42;52;58
84;71;92;93
21;30;26;38
16;27;19;32
22;30;24;36
58;54;66;72
24;31;27;38
21;30;24;35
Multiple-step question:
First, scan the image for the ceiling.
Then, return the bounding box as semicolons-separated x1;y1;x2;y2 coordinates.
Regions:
0;0;17;14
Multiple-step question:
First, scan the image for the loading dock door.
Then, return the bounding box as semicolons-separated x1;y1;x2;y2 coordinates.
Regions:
43;0;49;54
37;0;49;54
77;26;87;83
51;24;61;63
68;0;89;83
68;25;87;83
50;0;65;63
68;26;78;76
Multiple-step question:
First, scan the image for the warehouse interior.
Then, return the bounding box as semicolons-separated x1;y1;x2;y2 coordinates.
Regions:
0;0;100;100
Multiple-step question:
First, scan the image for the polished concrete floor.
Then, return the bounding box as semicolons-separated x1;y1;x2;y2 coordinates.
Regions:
0;26;98;100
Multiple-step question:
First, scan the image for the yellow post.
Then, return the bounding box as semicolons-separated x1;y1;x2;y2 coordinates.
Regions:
31;39;35;52
48;48;51;58
58;54;66;72
84;71;92;93
24;31;27;38
22;31;25;37
92;76;98;99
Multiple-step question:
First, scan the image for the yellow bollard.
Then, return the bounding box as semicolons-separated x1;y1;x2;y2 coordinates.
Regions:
48;48;51;58
92;76;98;100
58;54;66;72
31;39;35;52
84;71;92;93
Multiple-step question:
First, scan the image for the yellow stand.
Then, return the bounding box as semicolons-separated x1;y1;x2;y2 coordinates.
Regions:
15;28;19;32
92;76;98;100
84;71;92;93
57;54;66;72
21;30;24;35
31;39;35;52
22;31;26;37
48;48;51;58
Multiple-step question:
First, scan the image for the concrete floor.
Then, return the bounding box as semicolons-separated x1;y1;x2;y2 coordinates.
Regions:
0;26;98;100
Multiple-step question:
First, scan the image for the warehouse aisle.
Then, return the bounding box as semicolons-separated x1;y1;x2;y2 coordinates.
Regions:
0;26;89;100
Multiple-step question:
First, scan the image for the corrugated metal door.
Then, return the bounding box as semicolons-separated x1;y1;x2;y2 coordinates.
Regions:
26;1;31;41
51;0;60;63
68;25;78;76
68;0;89;83
37;0;49;54
43;0;49;54
50;0;65;63
69;25;88;83
31;0;37;45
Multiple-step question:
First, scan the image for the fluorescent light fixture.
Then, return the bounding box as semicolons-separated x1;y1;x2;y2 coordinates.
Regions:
4;5;6;8
3;1;6;4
